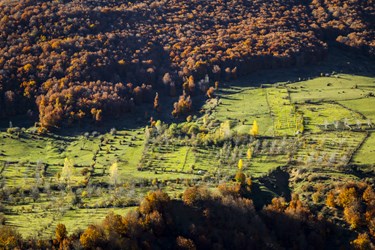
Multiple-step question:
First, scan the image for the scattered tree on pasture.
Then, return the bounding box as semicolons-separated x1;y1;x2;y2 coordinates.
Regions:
247;149;252;160
250;120;259;137
238;159;244;170
172;94;192;117
109;162;119;186
61;158;75;183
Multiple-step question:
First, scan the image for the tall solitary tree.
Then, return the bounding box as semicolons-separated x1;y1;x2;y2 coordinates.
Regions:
109;162;119;186
238;159;244;170
250;120;259;137
61;158;74;183
247;149;252;160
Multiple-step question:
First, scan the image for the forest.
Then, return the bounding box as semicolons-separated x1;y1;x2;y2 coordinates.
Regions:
0;0;374;129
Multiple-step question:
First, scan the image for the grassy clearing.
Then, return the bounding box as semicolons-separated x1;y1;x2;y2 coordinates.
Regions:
297;102;365;133
339;98;375;121
351;132;375;166
289;74;374;103
292;131;366;167
142;135;290;181
266;87;303;136
6;204;135;238
210;87;274;136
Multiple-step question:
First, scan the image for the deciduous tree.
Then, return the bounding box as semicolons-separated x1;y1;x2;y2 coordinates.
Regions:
250;120;259;137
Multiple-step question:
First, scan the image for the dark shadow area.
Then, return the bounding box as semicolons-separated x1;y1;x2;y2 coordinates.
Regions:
349;164;375;179
248;181;276;210
258;166;292;201
223;47;375;90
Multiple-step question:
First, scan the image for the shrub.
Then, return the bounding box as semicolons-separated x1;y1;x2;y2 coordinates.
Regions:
0;226;22;249
80;225;105;249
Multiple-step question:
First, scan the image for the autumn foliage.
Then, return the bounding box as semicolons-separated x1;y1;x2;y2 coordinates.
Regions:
325;182;375;246
2;182;375;249
0;0;373;128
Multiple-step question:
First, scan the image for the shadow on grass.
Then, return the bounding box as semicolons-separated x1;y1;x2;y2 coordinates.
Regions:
228;47;374;89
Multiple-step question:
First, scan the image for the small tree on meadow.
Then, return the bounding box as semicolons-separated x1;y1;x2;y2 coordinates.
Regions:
109;162;119;186
61;158;74;183
238;159;243;170
219;120;232;139
31;186;40;201
366;119;373;128
250;120;259;137
247;149;252;160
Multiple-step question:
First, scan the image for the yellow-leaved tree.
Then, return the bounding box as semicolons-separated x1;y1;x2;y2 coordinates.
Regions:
109;162;119;186
238;159;243;170
247;149;252;160
250;120;259;137
61;158;74;183
219;120;232;139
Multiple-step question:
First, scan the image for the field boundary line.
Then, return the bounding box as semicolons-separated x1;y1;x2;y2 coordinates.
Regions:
180;147;191;172
334;101;368;120
264;88;275;137
348;131;370;164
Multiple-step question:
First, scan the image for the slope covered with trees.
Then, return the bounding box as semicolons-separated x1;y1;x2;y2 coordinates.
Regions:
1;182;374;249
0;0;373;129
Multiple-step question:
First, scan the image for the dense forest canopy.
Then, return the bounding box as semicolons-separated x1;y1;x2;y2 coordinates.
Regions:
0;0;373;129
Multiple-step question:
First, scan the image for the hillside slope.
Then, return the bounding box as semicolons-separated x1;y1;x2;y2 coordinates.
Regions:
0;0;373;128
